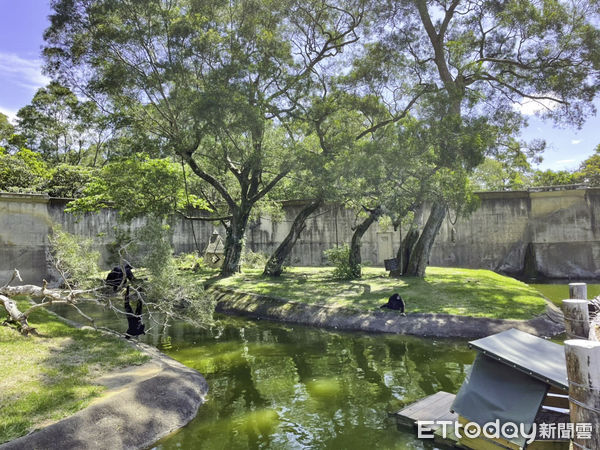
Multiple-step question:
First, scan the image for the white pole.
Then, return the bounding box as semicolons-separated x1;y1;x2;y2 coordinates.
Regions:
569;283;588;300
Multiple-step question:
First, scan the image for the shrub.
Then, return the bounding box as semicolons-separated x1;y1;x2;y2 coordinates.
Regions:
324;244;356;279
174;252;207;272
48;225;100;289
45;164;96;198
0;149;49;193
241;249;269;269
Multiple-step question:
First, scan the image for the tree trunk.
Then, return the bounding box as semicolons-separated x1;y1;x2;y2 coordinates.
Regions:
263;199;323;277
405;202;446;277
389;225;419;278
349;206;383;279
220;208;251;277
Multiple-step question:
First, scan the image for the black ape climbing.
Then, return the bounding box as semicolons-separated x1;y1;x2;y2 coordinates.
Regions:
124;286;145;338
105;263;135;291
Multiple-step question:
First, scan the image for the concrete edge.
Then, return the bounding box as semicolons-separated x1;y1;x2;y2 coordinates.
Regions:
0;318;208;450
211;286;565;339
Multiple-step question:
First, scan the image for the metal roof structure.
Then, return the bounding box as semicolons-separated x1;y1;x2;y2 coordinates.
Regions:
468;328;568;391
452;329;569;448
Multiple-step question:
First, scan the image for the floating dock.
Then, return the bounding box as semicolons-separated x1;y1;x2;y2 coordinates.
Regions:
394;391;460;447
395;391;457;427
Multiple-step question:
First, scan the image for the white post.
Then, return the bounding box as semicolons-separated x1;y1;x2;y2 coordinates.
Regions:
564;340;600;450
569;283;588;300
563;300;591;340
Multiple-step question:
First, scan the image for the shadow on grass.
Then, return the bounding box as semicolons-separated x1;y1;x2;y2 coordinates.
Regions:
0;300;147;444
215;267;547;320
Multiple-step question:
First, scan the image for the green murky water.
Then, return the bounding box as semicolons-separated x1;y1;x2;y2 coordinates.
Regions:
528;283;600;307
148;318;473;450
50;304;472;449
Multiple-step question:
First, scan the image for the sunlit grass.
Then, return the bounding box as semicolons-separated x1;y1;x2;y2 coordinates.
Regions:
0;299;148;444
215;266;548;320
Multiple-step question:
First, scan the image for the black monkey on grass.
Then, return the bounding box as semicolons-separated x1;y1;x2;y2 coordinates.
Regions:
380;293;406;316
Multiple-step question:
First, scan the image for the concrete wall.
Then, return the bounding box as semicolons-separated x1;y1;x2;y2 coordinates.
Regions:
430;188;600;279
2;188;599;283
0;193;53;284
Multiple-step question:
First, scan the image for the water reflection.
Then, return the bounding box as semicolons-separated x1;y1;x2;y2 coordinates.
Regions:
149;318;473;450
48;302;473;449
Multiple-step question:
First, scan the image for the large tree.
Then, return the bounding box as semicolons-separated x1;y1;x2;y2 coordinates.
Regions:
16;81;111;166
358;0;600;276
578;144;600;186
0;113;14;150
44;0;365;277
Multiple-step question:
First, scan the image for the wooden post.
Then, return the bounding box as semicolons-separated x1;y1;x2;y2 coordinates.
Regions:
564;340;600;450
569;282;588;300
563;300;591;339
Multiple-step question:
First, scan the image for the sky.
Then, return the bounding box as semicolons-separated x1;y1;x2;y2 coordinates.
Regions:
0;0;598;171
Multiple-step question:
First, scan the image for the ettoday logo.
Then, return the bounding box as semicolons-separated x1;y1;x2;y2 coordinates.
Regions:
417;420;593;445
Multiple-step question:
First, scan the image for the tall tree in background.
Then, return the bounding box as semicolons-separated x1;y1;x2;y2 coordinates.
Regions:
0;113;14;150
578;144;600;186
360;0;600;276
44;0;366;277
16;81;111;166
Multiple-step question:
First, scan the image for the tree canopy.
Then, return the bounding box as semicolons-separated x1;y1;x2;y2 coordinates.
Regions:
15;0;596;279
44;0;367;276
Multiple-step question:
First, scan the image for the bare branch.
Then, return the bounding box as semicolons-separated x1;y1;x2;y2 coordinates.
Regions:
3;269;22;288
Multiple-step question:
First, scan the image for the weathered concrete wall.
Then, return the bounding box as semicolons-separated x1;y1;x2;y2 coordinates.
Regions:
244;202;401;267
430;188;600;279
2;188;600;283
0;193;53;284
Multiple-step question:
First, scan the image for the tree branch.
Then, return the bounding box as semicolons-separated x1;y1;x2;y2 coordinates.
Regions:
175;210;233;222
250;169;290;203
184;154;237;210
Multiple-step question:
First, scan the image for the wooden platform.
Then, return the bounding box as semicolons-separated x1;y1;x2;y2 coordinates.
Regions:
394;391;459;447
395;391;457;429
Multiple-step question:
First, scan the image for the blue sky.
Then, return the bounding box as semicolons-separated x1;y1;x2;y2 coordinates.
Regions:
0;0;598;171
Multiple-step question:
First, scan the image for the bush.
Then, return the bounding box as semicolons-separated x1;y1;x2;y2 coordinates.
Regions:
133;219;215;326
324;244;356;279
48;225;100;289
45;164;96;198
174;252;207;272
0;149;49;193
241;249;269;269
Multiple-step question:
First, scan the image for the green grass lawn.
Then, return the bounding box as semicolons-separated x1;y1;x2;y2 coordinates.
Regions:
215;266;548;320
0;299;149;444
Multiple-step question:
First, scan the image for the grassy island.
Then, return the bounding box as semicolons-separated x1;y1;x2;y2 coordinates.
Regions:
215;266;548;320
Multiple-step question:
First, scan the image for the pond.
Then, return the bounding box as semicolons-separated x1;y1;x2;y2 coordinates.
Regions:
527;282;600;307
50;304;473;449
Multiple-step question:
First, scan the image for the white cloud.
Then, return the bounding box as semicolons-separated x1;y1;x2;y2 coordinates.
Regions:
0;52;50;92
552;159;576;170
572;139;582;145
512;97;560;116
0;106;18;123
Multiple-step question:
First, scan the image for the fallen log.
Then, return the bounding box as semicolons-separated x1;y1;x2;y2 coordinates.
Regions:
1;269;97;336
